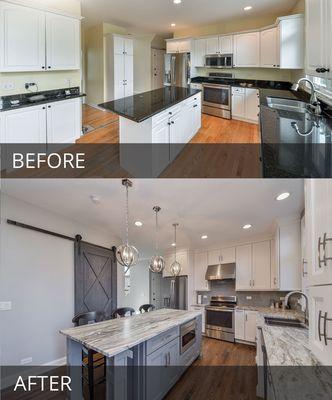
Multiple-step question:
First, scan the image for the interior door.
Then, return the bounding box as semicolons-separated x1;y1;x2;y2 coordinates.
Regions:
152;48;166;90
0;3;46;72
74;240;117;317
46;13;80;70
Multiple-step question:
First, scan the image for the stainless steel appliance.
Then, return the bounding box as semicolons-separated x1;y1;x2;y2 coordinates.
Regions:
162;276;188;310
202;82;231;119
205;296;237;342
180;319;197;354
205;263;236;281
205;54;233;69
164;53;191;87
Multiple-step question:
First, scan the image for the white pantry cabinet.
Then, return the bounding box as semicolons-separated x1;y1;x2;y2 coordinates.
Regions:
233;32;260;67
235;309;257;343
193;252;210;291
309;286;332;365
232;88;259;124
0;98;82;143
306;0;332;78
305;180;332;287
0;2;81;72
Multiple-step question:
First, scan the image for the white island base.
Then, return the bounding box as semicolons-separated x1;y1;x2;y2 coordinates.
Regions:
120;93;201;177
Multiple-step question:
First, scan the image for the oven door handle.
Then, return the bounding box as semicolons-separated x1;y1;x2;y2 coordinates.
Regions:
202;84;230;91
206;308;234;312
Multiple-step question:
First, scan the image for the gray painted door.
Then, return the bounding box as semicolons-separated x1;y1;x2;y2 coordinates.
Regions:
74;239;117;317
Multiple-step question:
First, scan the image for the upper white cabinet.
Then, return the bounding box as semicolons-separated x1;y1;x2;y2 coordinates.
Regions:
306;0;332;78
163;250;190;277
235;244;252;291
252;241;271;290
206;36;219;54
234;32;260;67
206;35;233;55
193;252;210;291
0;2;81;72
260;27;279;68
275;219;302;291
166;39;191;54
194;39;207;67
207;247;236;265
279;15;304;69
305;180;332;287
0;2;46;71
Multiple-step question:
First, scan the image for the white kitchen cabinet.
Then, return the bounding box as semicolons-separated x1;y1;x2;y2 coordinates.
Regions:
252;241;271;290
166;39;191;54
305;180;332;287
163;250;189;278
194;39;207;67
219;36;233;54
0;2;46;72
236;244;252;291
104;34;134;100
152;120;171;174
235;309;257;343
232;88;259;124
191;306;206;333
0;2;80;72
279;15;304;70
260;27;279;68
234;32;260;67
306;0;331;78
207;247;235;265
45;13;80;71
0;104;47;143
309;285;332;365
193;252;210;291
206;37;219;55
276;220;302;291
46;98;82;143
270;238;279;289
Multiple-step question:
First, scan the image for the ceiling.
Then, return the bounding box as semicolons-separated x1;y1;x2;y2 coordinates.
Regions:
81;0;298;33
3;179;304;259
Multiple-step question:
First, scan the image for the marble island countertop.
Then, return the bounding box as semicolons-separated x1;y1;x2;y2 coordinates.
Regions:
60;309;201;358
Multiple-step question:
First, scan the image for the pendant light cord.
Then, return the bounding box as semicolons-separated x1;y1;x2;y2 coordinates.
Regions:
126;184;129;245
174;224;177;262
155;210;159;253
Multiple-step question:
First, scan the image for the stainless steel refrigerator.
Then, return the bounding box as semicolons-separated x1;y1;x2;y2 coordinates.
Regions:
164;53;191;87
161;276;188;310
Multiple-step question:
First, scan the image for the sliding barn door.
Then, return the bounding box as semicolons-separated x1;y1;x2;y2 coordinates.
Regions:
74;238;117;317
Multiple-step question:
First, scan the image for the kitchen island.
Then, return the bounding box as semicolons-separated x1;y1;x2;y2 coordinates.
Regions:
99;86;202;177
60;309;202;400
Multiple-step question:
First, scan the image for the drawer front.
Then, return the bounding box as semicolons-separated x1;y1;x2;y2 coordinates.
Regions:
146;326;179;356
152;104;182;127
232;87;245;94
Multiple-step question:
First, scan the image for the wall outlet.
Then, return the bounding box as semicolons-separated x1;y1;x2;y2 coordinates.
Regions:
2;82;15;91
65;78;71;87
0;301;12;311
203;295;208;299
20;357;32;365
246;296;252;300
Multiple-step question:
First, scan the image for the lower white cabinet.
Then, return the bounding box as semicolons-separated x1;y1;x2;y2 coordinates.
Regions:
232;87;259;124
309;285;332;365
235;309;257;343
191;306;206;333
0;98;82;143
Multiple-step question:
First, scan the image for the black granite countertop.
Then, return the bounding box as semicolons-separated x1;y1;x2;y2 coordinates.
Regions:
259;88;332;178
0;87;86;112
99;86;201;123
191;76;291;90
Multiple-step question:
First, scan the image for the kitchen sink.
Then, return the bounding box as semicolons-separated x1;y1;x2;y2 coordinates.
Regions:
267;97;310;113
264;317;308;329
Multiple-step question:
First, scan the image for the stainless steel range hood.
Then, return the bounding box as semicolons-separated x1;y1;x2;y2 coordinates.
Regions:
205;263;236;281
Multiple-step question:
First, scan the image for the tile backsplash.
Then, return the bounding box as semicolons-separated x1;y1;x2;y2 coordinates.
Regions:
196;280;301;310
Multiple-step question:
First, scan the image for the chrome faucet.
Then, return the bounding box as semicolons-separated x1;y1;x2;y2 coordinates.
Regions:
285;291;309;325
291;78;322;115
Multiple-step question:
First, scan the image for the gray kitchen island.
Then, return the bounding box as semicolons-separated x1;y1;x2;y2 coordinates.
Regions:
60;309;202;400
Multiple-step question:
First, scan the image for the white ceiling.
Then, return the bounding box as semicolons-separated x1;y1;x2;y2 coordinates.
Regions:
82;0;298;33
3;179;304;259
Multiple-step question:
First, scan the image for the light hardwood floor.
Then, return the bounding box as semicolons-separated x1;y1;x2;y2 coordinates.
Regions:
78;105;260;144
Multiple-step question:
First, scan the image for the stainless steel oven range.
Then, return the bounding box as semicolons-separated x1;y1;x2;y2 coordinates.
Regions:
202;83;231;119
205;296;237;342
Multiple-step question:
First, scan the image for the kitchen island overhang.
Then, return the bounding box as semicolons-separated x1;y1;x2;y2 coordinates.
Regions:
61;309;202;400
99;87;202;177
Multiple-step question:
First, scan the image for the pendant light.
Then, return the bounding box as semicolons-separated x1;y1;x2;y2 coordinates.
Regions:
170;223;181;277
149;206;165;273
116;179;139;270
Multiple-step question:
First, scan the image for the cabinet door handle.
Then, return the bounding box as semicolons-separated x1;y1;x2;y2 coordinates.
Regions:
171;121;175;124
316;68;330;73
252;280;255;287
250;280;252;287
274;277;277;285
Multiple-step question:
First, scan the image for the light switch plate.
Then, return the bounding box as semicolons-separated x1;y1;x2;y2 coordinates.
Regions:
246;296;252;300
2;82;15;91
0;301;12;311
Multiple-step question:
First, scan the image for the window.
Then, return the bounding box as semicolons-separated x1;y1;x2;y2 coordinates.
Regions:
124;266;131;296
306;75;332;103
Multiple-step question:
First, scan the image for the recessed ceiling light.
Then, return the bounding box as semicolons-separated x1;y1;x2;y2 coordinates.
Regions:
243;224;252;230
244;6;253;11
135;221;143;227
171;242;176;247
171;23;176;27
276;192;290;201
90;195;101;204
201;235;208;240
173;0;182;4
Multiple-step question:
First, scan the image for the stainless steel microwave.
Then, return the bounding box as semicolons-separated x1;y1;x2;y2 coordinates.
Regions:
205;54;233;69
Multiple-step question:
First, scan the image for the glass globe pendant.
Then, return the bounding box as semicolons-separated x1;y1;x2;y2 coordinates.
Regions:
149;206;165;273
170;223;182;277
116;179;139;270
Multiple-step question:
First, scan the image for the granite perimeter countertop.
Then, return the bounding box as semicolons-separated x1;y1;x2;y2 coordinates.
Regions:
60;309;201;358
98;86;201;123
191;76;291;90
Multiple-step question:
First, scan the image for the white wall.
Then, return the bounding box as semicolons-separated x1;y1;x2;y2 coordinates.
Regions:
0;193;119;368
117;259;150;311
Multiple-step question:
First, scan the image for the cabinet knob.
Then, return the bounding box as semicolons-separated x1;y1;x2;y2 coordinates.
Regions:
48;66;51;69
42;66;45;69
48;105;51;108
42;107;46;110
171;121;175;124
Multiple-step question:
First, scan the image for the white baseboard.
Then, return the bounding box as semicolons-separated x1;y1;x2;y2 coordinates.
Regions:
0;357;67;390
